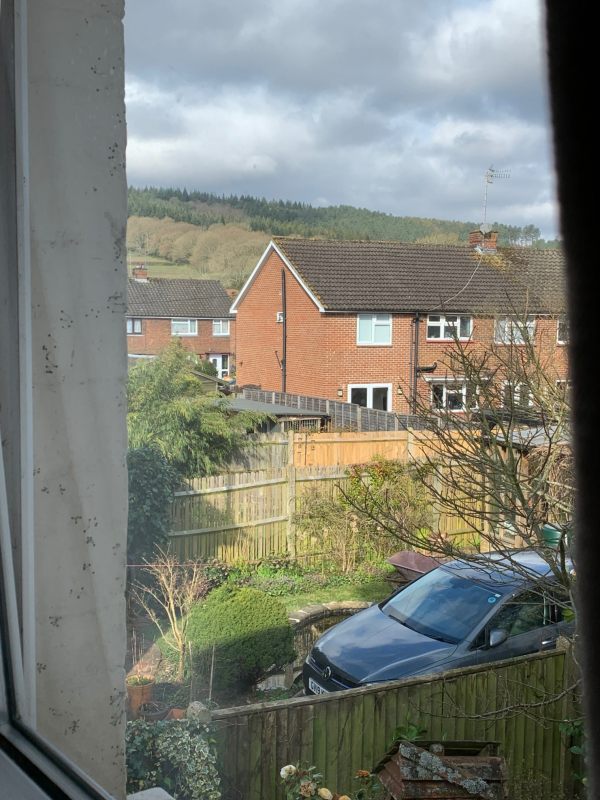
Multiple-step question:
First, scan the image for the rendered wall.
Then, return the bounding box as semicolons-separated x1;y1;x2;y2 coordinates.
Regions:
28;1;127;795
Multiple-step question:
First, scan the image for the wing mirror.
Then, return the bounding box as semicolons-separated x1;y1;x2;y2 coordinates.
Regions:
488;628;509;648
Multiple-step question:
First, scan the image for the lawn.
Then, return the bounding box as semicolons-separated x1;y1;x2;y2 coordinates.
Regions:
278;573;395;612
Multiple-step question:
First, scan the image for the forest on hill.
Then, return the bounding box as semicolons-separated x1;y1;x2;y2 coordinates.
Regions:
126;187;560;288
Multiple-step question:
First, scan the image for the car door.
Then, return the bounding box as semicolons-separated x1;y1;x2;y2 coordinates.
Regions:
461;588;572;667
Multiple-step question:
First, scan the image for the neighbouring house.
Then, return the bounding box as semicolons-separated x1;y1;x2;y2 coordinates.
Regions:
127;265;235;377
231;232;568;414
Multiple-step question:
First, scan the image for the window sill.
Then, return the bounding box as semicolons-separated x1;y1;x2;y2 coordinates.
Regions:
425;337;472;343
356;342;393;347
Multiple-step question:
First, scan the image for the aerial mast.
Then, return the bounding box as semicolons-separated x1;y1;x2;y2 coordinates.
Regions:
482;165;510;225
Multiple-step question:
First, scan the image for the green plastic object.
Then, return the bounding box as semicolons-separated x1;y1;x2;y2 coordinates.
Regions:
541;523;562;548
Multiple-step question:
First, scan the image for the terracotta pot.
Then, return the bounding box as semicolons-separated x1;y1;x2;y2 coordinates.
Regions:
126;679;154;719
167;707;186;720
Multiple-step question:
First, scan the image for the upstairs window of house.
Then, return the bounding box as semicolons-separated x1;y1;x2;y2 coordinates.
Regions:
126;318;142;335
495;316;535;345
557;317;569;345
427;314;472;340
171;318;198;336
212;319;230;336
357;314;392;345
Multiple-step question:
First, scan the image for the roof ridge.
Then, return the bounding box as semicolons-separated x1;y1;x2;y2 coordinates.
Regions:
273;236;563;254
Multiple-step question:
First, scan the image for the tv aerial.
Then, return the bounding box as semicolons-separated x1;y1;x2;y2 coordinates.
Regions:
482;165;510;225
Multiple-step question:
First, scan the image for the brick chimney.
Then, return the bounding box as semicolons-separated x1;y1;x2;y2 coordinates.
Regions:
468;229;498;253
132;264;149;281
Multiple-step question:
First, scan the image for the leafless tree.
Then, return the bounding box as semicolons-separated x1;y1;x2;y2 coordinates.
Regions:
133;549;210;681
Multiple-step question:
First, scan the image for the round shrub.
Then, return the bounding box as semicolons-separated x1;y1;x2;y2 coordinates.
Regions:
187;586;296;695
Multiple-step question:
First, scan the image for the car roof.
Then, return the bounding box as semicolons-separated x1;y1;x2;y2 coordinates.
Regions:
441;549;570;591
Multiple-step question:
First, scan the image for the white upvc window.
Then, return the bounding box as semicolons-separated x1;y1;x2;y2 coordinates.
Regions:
357;314;392;345
126;317;142;335
495;316;535;344
430;379;475;412
502;381;534;409
426;314;472;340
557;317;569;345
171;318;198;336
212;318;230;336
348;383;392;411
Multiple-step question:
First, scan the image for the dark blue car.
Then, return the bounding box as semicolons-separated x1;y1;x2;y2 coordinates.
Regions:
303;550;574;694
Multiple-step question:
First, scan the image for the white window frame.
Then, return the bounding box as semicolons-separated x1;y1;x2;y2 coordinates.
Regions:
428;378;475;412
356;314;392;346
502;380;534;408
495;316;536;345
212;318;230;336
209;353;229;378
126;317;142;335
171;318;198;336
348;383;392;410
557;317;569;345
426;314;473;341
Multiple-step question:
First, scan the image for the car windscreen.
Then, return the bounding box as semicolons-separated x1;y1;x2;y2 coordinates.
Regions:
382;567;505;644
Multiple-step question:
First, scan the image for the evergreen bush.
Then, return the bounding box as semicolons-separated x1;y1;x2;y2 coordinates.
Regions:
187;586;295;695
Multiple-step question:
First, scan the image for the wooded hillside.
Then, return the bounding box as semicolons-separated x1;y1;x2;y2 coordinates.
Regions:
127;187;560;289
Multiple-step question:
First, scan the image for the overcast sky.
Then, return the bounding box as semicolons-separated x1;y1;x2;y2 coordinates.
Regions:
124;0;559;239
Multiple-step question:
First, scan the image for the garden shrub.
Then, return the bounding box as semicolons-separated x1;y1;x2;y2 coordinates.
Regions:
126;718;221;800
187;586;296;695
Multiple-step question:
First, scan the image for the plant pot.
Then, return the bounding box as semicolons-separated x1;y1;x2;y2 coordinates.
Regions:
126;678;154;719
139;700;170;722
167;707;186;720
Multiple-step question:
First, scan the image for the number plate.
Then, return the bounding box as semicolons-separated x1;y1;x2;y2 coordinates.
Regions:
308;677;329;694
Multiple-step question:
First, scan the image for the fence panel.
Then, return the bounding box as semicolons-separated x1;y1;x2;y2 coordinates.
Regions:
211;650;575;800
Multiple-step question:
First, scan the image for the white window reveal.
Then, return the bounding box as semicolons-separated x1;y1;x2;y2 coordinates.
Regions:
357;314;392;345
126;318;142;335
426;314;472;340
495;316;535;344
557;317;569;345
430;380;473;412
348;383;391;411
209;354;229;379
212;319;230;336
171;318;198;336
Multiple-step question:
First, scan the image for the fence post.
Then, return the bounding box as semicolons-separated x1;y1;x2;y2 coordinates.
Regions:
286;429;297;557
356;405;362;431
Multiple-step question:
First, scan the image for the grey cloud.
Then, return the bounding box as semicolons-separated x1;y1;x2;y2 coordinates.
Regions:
124;0;558;238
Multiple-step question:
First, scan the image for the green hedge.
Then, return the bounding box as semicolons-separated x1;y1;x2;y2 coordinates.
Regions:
187;586;295;695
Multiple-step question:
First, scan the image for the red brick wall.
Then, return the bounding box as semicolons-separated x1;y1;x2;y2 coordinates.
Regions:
126;318;235;361
235;249;569;413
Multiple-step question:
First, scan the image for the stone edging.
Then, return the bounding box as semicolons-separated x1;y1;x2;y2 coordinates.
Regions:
288;600;372;628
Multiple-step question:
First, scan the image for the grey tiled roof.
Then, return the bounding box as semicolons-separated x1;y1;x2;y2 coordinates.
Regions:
273;237;566;314
127;278;233;318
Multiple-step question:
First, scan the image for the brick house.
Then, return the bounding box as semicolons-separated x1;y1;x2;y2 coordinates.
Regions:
126;266;235;377
231;233;568;414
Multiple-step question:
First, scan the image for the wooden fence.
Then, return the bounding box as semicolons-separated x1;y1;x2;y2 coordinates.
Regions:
169;466;350;563
242;387;425;432
225;429;417;472
211;649;578;800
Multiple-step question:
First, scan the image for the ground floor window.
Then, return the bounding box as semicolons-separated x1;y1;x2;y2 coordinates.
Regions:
348;383;391;410
209;353;229;378
430;380;472;411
